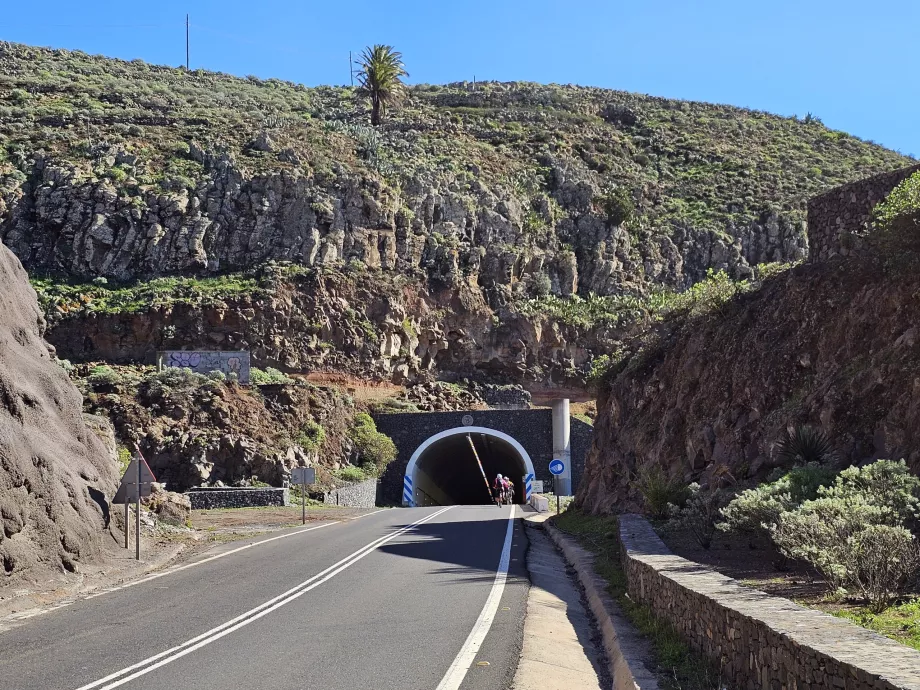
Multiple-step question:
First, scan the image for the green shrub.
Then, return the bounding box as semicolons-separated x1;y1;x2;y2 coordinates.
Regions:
873;171;920;250
599;187;634;227
350;412;397;475
143;367;208;394
820;459;920;524
634;466;689;519
337;466;367;482
666;483;724;549
87;365;123;388
719;464;836;537
296;419;326;453
770;460;920;609
116;446;133;474
776;426;836;465
249;367;294;385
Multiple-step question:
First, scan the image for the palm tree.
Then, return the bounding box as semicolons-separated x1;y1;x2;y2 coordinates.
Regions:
356;45;408;126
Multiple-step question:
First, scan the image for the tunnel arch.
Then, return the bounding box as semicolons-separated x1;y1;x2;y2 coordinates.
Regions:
403;427;536;506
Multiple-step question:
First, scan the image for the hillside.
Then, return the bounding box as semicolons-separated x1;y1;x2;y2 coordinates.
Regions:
0;42;912;291
579;242;920;514
0;41;914;389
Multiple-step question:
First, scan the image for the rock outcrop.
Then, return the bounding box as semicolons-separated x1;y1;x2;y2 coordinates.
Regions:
578;253;920;514
44;268;623;389
0;240;116;578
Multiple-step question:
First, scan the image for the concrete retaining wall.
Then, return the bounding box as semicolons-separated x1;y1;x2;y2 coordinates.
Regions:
618;514;920;690
807;163;920;263
322;478;378;508
186;487;288;510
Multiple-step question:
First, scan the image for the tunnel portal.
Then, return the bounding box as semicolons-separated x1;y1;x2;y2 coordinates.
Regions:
407;428;535;506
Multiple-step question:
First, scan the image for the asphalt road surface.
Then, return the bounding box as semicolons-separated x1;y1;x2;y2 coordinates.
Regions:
0;505;530;690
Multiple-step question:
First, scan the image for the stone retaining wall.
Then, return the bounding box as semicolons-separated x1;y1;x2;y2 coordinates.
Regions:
807;163;920;263
186;487;289;510
618;514;920;690
322;478;378;508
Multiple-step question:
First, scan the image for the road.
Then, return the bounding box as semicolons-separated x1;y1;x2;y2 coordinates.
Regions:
0;506;529;690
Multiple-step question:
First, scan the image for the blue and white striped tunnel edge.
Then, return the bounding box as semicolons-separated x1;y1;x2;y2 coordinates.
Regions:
524;473;534;500
403;474;414;507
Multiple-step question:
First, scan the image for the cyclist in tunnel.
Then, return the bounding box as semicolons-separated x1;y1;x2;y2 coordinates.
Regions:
492;473;505;506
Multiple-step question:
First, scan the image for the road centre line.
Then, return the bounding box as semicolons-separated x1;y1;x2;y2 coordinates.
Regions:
75;507;453;690
435;506;517;690
84;521;338;601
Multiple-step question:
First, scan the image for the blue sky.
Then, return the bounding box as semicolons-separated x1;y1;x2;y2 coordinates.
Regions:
3;0;917;156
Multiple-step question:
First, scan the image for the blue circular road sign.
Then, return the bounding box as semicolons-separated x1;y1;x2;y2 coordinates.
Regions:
549;459;565;475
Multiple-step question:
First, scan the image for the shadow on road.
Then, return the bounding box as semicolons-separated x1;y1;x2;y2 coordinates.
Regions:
378;508;527;583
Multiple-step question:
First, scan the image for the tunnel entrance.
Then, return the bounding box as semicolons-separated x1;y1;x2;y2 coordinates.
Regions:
403;427;535;506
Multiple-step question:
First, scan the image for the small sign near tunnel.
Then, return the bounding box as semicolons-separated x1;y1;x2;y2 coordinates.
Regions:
549;459;565;475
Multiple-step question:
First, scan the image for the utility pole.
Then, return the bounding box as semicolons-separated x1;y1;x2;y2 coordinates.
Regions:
186;14;190;71
349;51;353;86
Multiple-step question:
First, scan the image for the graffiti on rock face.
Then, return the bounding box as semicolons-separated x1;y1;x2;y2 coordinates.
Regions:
157;351;251;385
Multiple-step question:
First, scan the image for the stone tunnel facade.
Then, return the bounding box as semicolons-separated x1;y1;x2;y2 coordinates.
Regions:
374;409;593;506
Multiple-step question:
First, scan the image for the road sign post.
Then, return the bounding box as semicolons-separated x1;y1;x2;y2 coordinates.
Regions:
549;459;567;514
112;447;156;560
291;467;316;525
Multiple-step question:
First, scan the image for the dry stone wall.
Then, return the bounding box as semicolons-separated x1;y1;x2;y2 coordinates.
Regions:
185;487;289;510
321;478;378;508
618;515;920;690
807;163;920;262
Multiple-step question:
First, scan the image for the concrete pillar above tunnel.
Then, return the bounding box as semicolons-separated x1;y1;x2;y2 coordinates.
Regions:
403;427;536;507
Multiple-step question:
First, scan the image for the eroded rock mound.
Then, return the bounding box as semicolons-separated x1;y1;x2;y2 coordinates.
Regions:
578;254;920;514
0;241;116;578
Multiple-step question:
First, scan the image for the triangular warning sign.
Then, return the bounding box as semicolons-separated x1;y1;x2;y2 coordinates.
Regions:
112;456;157;504
120;456;156;484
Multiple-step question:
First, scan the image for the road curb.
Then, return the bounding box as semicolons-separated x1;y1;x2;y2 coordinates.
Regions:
535;519;661;690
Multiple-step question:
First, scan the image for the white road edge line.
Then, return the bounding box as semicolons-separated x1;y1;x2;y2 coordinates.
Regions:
75;507;452;690
83;521;339;600
435;505;516;690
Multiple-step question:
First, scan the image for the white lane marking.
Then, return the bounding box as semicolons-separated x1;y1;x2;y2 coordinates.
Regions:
0;521;340;633
435;506;517;690
84;521;339;600
346;508;387;520
76;507;452;690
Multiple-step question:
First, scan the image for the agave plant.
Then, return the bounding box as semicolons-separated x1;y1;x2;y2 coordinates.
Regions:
777;425;835;465
355;45;408;126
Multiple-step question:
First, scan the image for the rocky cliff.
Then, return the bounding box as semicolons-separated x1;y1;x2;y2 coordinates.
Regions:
577;250;920;514
0;42;911;304
39;265;623;389
0;240;116;579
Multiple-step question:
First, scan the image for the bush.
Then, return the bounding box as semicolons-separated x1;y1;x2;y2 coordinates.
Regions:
776;426;835;465
87;365;123;388
350;412;397;476
873;171;920;251
296;419;326;453
666;483;724;549
848;524;920;612
337;466;367;482
249;367;294;385
599;187;634;227
770;460;920;609
634;466;689;519
143;367;208;395
820;459;920;525
719;464;836;537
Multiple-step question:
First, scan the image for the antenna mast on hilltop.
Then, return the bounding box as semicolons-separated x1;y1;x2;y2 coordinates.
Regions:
185;14;190;71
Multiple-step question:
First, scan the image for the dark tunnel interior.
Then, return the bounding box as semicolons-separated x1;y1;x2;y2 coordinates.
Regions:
413;433;529;505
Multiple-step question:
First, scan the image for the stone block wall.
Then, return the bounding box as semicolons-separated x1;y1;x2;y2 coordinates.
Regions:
618;515;920;690
807;163;920;263
186;487;288;510
322;478;378;508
